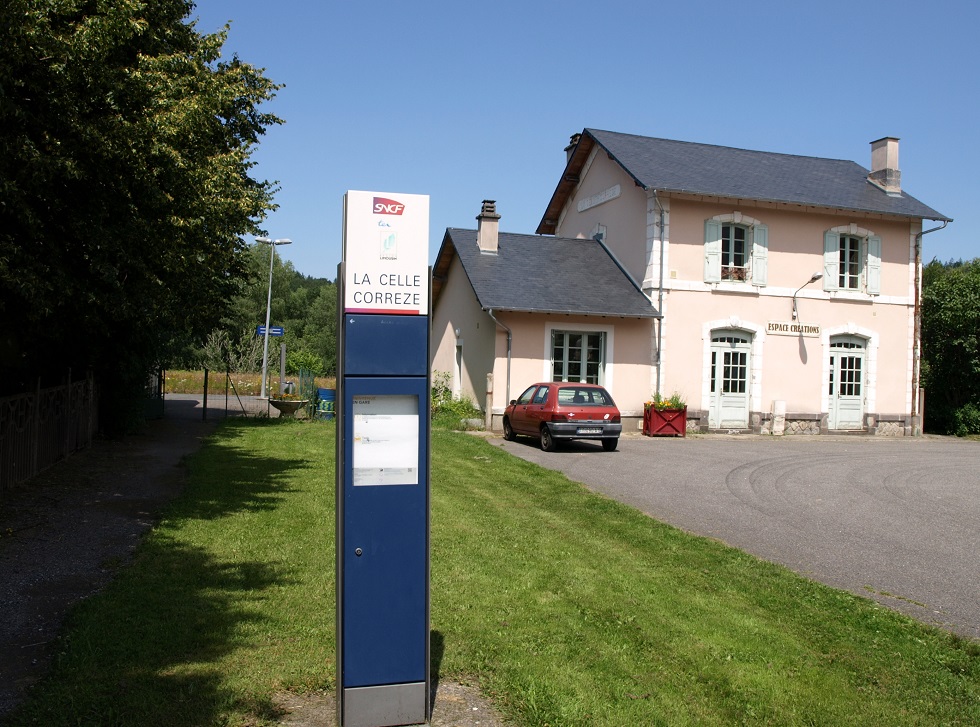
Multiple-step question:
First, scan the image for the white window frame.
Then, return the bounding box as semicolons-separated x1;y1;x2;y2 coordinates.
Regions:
544;322;614;389
704;213;768;287
823;224;881;296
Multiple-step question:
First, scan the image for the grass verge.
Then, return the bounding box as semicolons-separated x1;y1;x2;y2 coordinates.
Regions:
7;423;979;725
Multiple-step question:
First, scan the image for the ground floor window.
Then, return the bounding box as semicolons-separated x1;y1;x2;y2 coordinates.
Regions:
552;330;605;384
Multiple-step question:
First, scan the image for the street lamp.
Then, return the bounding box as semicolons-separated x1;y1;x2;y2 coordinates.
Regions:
256;236;292;399
792;272;823;321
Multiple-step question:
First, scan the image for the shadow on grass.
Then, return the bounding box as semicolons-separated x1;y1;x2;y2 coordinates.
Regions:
169;419;316;522
6;419;320;726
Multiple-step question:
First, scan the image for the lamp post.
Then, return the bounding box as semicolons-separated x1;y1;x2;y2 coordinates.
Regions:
792;272;823;321
256;237;292;399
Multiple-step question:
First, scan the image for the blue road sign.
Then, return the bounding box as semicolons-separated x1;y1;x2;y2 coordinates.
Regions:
256;325;285;337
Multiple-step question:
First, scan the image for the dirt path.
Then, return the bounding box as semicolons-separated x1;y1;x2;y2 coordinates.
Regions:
0;400;507;725
0;411;215;717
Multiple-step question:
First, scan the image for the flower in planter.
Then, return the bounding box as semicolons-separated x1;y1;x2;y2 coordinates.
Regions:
647;392;686;411
271;393;304;402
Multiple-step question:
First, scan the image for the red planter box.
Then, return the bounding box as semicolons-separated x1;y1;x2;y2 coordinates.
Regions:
643;405;687;437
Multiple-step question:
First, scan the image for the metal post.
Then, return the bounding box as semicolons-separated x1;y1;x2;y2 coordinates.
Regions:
256;237;292;399
260;242;275;399
279;343;286;397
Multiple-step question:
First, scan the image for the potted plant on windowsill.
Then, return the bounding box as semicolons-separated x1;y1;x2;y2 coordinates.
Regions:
643;393;687;437
269;392;309;418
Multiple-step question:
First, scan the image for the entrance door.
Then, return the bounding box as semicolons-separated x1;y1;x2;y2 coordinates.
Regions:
829;336;865;430
710;332;751;429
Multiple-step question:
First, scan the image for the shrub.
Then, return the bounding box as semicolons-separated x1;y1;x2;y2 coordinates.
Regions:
953;403;980;437
286;349;325;376
431;371;482;429
200;328;263;373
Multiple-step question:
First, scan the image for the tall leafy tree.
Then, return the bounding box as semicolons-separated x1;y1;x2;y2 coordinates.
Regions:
201;242;337;377
0;0;282;428
921;258;980;434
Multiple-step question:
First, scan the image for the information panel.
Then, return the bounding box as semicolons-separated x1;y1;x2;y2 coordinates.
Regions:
338;189;430;727
352;395;419;486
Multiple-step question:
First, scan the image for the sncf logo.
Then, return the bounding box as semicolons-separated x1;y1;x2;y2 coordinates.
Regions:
373;197;405;215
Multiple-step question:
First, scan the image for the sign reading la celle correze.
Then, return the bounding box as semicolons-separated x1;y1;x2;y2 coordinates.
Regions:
343;190;429;315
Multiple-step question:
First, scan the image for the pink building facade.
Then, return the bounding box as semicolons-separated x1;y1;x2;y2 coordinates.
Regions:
433;130;949;435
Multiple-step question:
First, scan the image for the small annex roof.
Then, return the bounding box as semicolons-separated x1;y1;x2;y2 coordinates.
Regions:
432;228;660;319
537;129;951;234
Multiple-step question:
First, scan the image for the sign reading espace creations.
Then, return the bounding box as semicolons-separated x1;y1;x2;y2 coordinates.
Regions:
343;190;429;315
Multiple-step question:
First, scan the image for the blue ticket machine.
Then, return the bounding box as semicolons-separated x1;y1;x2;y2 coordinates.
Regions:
337;191;430;727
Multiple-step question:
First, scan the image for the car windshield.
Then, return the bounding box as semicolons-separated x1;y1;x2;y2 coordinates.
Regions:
557;387;613;406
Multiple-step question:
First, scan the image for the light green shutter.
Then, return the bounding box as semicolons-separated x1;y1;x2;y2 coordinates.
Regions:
866;235;882;295
751;224;768;286
704;221;722;283
823;231;839;290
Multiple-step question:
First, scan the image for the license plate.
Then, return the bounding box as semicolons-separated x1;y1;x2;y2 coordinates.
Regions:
577;428;602;435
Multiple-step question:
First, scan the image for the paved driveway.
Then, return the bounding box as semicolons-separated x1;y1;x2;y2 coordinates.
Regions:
492;433;980;639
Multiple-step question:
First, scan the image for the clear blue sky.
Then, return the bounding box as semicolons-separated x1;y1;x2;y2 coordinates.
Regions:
190;0;979;280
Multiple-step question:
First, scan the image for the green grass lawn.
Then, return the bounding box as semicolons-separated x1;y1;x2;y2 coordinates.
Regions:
7;421;979;726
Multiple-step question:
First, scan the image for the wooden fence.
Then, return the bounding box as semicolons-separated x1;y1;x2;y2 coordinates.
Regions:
0;375;98;500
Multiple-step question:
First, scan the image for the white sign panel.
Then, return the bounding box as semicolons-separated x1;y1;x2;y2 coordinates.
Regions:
343;190;429;315
767;321;822;337
577;184;621;212
352;395;419;486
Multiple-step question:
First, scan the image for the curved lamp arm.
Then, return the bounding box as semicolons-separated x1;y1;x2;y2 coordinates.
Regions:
792;272;823;321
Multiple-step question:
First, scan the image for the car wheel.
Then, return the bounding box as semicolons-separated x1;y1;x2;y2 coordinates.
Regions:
602;438;618;452
540;426;557;452
503;418;515;441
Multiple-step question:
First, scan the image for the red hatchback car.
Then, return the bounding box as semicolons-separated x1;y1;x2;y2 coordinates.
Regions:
503;382;622;451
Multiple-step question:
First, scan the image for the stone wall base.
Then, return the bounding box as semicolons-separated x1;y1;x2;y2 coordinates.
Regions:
685;410;916;436
491;411;917;437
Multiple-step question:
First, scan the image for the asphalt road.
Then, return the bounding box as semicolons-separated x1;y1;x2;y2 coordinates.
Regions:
493;433;980;640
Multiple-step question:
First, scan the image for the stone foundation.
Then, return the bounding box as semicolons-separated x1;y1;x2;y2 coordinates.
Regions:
685;409;915;436
492;410;916;436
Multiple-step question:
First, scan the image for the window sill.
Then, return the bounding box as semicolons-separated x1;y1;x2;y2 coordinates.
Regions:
710;281;761;295
828;290;875;301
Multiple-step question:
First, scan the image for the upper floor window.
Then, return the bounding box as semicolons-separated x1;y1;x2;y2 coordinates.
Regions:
704;215;768;286
722;224;748;281
823;227;881;295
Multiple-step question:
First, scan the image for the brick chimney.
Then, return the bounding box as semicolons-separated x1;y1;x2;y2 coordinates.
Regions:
476;200;500;254
868;137;901;196
565;133;582;163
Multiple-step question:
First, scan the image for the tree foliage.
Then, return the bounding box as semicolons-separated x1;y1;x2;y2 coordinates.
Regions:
192;243;337;377
921;258;980;434
0;0;281;428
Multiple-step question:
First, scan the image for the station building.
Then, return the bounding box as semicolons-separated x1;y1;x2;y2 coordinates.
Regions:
431;129;950;435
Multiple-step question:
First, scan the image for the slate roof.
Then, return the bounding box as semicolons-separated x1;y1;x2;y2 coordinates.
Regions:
432;228;659;318
537;129;950;234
